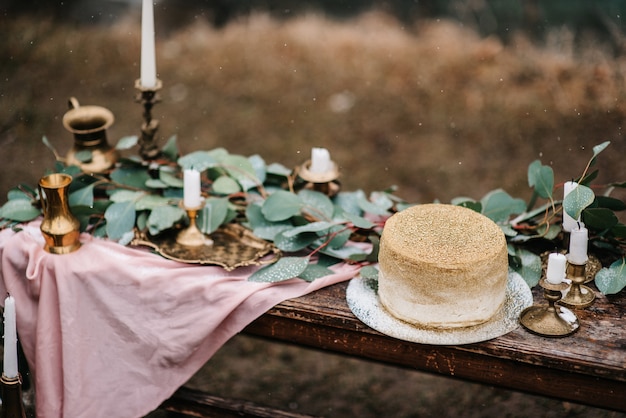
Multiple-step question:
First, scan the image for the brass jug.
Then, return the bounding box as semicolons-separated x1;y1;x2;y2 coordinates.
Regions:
39;173;81;254
63;97;118;173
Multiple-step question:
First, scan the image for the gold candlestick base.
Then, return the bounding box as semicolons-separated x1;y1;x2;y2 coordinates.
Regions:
296;160;341;197
519;277;579;337
1;374;27;418
176;203;214;247
560;261;595;309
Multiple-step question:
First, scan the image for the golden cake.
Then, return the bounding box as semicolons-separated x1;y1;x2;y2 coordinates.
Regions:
378;203;508;329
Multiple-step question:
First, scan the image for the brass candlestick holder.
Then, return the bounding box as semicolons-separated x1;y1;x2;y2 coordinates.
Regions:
135;79;162;160
519;277;580;337
296;159;341;197
560;260;596;309
1;374;27;418
176;202;214;247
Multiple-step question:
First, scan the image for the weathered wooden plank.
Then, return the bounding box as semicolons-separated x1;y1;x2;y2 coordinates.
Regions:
160;386;320;418
244;281;626;412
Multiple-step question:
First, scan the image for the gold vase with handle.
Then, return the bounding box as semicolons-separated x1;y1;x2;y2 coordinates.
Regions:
63;97;118;173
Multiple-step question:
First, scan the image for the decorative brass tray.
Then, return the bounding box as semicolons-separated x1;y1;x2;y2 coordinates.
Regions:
132;223;281;271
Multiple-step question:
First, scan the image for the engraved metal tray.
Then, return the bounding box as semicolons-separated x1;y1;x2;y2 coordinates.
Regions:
132;223;281;271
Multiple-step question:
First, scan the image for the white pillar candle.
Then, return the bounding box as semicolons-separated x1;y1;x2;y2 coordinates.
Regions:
546;252;567;284
562;181;580;232
310;147;331;174
183;169;201;208
568;225;589;265
140;0;157;88
3;295;18;379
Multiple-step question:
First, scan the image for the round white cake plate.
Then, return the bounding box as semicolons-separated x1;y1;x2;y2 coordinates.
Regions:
346;272;533;345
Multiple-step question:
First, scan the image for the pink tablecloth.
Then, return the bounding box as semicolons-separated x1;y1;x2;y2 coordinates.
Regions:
0;223;360;418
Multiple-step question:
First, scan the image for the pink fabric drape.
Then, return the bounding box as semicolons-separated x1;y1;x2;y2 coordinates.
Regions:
0;223;359;417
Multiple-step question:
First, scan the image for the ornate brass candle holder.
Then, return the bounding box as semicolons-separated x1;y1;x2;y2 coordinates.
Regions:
296;159;341;197
135;79;162;160
560;260;596;309
1;374;27;418
63;97;118;173
519;277;580;337
176;201;214;247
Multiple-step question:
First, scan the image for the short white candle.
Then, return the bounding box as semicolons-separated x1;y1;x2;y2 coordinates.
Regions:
3;295;18;379
140;0;157;88
568;225;589;265
562;181;580;232
310;147;332;174
183;169;202;208
546;253;567;284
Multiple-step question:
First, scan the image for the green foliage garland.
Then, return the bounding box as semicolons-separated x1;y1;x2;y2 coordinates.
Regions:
1;137;625;295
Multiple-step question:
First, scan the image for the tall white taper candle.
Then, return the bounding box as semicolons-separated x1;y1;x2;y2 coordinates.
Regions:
3;295;18;379
140;0;157;88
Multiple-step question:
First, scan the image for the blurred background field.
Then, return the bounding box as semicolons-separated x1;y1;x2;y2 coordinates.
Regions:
1;1;626;417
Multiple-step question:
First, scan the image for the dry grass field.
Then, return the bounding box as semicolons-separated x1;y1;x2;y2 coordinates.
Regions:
1;3;626;417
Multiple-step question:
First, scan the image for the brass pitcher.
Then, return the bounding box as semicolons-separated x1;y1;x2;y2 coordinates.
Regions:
39;173;81;254
63;97;118;173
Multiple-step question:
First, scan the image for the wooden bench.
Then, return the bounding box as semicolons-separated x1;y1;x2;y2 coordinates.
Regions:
159;281;626;416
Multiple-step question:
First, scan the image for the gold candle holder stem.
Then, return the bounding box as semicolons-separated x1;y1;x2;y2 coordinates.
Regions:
1;374;27;418
296;160;341;197
519;278;579;337
176;204;213;247
560;261;595;309
135;79;162;161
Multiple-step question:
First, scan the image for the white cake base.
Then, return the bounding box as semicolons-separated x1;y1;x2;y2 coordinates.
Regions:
346;272;533;345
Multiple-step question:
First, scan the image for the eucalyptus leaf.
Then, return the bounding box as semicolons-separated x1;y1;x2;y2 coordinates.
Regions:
7;188;33;201
248;256;310;283
104;201;136;240
592;141;611;159
109;190;143;203
299;263;334;282
161;135;178;161
147;205;185;235
507;245;542;288
595;258;626;295
265;162;292;177
220;154;259;191
334;190;366;216
0;199;40;222
198;198;229;234
145;178;168;189
248;154;267;185
178;150;216;171
282;221;333;238
357;193;392;216
527;160;554;199
110;167;151;190
262;190;303;221
481;189;526;223
69;184;94;207
359;265;379;280
212;175;241;195
299;189;334;221
274;230;318;252
159;169;184;188
563;184;594;220
328;226;352;249
115;135;139;150
135;194;171;211
342;211;375;229
582;208;619;230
